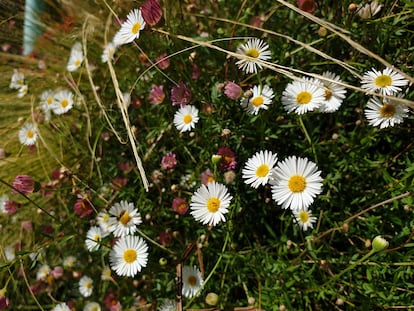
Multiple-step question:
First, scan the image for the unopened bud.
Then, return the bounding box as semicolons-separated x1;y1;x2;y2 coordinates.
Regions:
205;292;219;306
211;154;222;165
372;235;389;252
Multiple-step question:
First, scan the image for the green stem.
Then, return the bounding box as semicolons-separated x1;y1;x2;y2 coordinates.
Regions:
298;115;318;163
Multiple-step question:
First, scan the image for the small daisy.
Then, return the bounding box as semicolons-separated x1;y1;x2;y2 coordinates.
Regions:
52;303;71;311
36;264;51;280
4;244;15;261
101;42;117;63
85;226;107;252
101;266;112;281
17;84;28;98
182;265;203;298
113;9;146;46
364;96;409;128
159;299;176;311
108;201;142;237
18;123;37;146
9;69;25;89
242;150;278;188
109;235;149;277
52;89;74;115
173;105;199;132
240;84;274;115
0;194;9;213
79;275;93;297
319;71;347;113
293;207;317;231
281;78;325;114
270;156;323;211
361;67;409;96
67;42;84;72
84;302;101;311
40;89;55;121
190;181;233;226
96;211;112;233
235;38;271;74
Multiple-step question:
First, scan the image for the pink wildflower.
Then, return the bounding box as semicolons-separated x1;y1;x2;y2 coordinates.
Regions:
217;147;237;172
161;152;177;170
5;200;20;214
156;53;170;70
171;82;191;106
200;169;215;185
73;198;94;218
141;0;163;26
172;197;189;215
12;175;35;195
297;0;316;13
149;85;165;105
224;82;243;100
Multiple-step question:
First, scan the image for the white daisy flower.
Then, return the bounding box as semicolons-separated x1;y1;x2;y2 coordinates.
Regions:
101;266;112;281
102;42;117;63
52;303;71;311
182;265;203;298
173;105;199;133
242;150;278;188
40;89;55;121
109;235;149;277
17;84;28;98
85;226;107;252
358;1;382;19
293;207;317;231
84;302;101;311
0;194;9;213
52;89;74;115
190;181;233;226
364;96;408;128
319;71;347;113
63;256;76;269
9;69;25;89
235;38;271;74
240;84;274;115
18;123;37;146
67;42;84;72
4;244;15;261
79;275;93;297
108;200;142;237
159;300;177;311
281;78;325;114
361;67;409;96
270;156;323;211
96;211;112;233
113;9;146;46
36;264;51;280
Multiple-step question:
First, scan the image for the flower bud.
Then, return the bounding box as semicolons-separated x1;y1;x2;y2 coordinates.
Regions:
372;235;389;252
205;292;219;306
211;154;222;165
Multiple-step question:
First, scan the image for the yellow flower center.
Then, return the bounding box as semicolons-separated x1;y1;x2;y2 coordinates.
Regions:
61;99;69;108
183;114;192;124
245;48;259;58
207;176;215;183
252;96;264;107
379;104;396;118
119;211;132;225
74;59;81;66
296;91;312;105
85;281;92;289
27;130;34;138
188;275;197;287
47;97;53;105
375;74;392;88
123;249;137;263
299;210;309;223
288;175;307;193
131;22;141;35
93;234;100;241
324;88;332;100
256;164;270;177
207;197;220;213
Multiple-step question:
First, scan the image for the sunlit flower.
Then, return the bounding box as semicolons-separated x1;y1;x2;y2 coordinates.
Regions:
182;265;203;298
36;264;51;280
79;275;93;297
242;150;278;188
18;123;37;146
235;38;271;74
159;299;177;311
281;78;325;114
161;152;177;169
109;235;149;277
52;89;74;115
318;71;347;113
361;67;409;96
216;147;237;172
270;156;323;210
67;42;84;72
293;207;317;231
101;42;117;63
52;303;71;311
148;85;165;105
141;0;163;26
224;82;243;100
113;9;146;45
172;197;189;215
173;105;199;132
84;302;101;311
40;89;55;121
85;226;107;252
364;96;408;128
108;200;142;237
171;82;191;106
12;175;35;195
190;182;232;226
358;1;382;19
9;69;25;89
240;84;274;115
